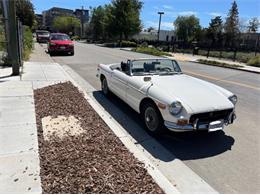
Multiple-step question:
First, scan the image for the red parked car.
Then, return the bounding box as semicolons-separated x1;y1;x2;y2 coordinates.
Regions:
48;33;74;56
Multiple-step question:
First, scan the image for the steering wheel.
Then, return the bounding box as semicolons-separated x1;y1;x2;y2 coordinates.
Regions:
160;67;172;72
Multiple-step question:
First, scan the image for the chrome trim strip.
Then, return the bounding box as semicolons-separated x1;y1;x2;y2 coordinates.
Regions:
164;121;209;132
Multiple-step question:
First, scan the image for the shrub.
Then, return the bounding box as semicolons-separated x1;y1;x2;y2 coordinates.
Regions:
23;26;33;61
140;41;148;47
71;35;80;41
197;59;243;68
120;40;137;47
247;56;260;67
132;47;171;56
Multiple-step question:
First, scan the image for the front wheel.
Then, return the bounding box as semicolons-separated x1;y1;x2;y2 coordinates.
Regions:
141;102;164;135
101;77;110;96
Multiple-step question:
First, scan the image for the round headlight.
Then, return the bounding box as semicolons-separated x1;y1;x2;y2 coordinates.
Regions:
229;95;238;105
169;101;183;115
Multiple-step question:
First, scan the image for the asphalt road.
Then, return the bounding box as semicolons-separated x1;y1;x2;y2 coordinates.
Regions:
47;42;260;193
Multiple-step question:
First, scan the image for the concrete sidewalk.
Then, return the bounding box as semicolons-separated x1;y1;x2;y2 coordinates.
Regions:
0;60;69;193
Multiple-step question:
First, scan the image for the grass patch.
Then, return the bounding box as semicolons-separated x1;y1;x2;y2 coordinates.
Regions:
247;56;260;67
103;40;137;48
132;47;171;56
197;59;244;69
23;26;33;61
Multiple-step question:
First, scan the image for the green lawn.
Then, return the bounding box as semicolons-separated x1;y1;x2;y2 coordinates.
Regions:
132;47;171;56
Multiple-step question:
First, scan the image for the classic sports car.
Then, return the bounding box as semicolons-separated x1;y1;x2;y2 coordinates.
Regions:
97;58;237;135
48;33;74;56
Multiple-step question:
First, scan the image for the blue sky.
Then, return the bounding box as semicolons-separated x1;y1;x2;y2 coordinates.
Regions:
32;0;260;30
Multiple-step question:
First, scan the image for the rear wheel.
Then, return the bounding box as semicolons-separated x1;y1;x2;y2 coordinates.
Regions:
141;101;164;135
101;77;110;96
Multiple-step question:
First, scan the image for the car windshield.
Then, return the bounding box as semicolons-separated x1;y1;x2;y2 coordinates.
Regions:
50;34;70;41
131;59;182;76
37;31;49;36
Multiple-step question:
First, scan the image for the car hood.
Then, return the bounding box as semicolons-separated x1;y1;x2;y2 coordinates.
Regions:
50;40;73;45
148;74;234;113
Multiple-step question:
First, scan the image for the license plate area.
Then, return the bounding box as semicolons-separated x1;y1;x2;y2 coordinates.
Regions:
60;46;66;50
208;120;224;132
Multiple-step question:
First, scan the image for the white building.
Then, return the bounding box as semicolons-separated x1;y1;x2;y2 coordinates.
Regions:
133;29;175;42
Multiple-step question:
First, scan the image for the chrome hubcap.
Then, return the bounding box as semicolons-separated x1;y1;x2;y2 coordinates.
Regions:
145;107;158;132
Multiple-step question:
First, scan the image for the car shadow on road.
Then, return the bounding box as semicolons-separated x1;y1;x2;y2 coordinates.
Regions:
92;90;235;162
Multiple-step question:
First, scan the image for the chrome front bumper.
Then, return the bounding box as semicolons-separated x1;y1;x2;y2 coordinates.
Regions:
164;111;236;132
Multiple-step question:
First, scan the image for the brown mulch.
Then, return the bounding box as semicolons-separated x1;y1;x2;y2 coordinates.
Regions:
34;82;164;194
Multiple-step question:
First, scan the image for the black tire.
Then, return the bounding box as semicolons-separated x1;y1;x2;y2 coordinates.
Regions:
141;101;164;135
101;77;110;96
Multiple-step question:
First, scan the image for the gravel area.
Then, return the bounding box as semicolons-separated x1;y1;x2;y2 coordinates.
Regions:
34;82;164;193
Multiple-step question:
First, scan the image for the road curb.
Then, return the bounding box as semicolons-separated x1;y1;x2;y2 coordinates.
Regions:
60;64;218;194
187;60;260;74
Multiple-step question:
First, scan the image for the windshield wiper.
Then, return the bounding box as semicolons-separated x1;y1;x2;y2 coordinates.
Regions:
159;71;179;75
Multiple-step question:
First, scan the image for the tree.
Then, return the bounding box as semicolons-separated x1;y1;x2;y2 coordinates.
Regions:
16;0;35;28
247;17;259;33
89;6;106;40
207;16;223;47
52;16;80;35
147;27;155;32
224;1;239;47
110;0;143;41
205;16;223;57
174;15;201;44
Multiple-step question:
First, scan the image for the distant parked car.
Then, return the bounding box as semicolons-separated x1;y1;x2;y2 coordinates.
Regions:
36;30;50;43
97;58;237;135
48;33;74;56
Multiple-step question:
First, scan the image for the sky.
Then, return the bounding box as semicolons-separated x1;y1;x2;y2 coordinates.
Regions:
32;0;260;30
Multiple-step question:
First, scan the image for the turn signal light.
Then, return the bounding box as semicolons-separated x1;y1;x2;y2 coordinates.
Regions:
157;102;166;109
177;119;188;126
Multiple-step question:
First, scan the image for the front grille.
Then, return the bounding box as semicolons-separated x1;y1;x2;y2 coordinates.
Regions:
189;109;233;123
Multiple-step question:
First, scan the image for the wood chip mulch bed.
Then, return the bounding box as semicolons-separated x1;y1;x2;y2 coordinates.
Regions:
34;82;164;194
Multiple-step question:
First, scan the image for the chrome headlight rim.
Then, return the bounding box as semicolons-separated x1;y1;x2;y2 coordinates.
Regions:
229;95;238;105
169;101;183;115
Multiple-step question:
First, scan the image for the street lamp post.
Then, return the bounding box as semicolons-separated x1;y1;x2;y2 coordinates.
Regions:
157;12;164;42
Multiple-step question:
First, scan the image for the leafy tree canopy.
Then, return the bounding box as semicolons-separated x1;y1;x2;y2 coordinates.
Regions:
247;17;259;33
207;16;223;43
16;0;35;28
52;16;80;35
174;15;201;43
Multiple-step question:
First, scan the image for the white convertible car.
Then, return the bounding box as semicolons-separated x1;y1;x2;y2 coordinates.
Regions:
97;58;237;135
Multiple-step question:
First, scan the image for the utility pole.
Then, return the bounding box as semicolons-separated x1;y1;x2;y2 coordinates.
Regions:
7;0;20;75
157;12;164;42
81;6;84;38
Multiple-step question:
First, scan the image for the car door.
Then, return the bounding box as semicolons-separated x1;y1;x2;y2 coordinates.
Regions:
111;69;129;101
126;76;148;113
